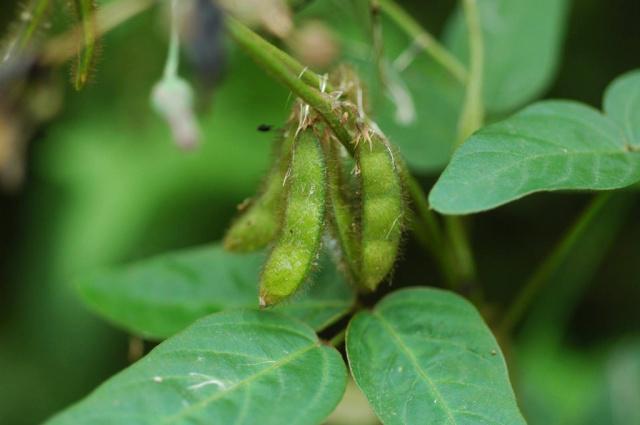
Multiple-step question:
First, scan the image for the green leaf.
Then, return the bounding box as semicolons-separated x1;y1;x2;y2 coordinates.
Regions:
445;0;570;114
430;100;640;215
604;69;640;148
346;287;525;425
47;310;347;425
76;243;355;339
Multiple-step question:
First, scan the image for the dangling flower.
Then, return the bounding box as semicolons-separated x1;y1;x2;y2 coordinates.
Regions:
150;0;201;150
151;76;200;150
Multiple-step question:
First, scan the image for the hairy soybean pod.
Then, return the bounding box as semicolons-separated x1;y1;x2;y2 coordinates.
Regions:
358;134;404;291
224;129;295;252
69;0;99;90
260;128;326;306
325;137;359;281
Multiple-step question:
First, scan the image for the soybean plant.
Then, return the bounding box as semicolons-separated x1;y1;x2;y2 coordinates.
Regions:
5;1;638;425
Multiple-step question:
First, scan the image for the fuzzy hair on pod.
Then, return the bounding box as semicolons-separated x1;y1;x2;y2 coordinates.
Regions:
260;128;327;306
357;133;404;291
223;128;295;252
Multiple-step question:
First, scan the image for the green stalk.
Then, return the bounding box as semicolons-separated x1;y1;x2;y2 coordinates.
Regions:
329;328;347;347
376;0;467;83
499;193;613;335
444;215;478;295
442;0;485;294
456;0;485;146
405;178;456;287
227;17;352;152
162;0;180;79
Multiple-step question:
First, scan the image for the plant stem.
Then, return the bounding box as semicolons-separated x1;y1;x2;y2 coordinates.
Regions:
376;0;467;83
405;178;456;287
440;0;485;295
456;0;485;146
227;17;352;152
444;216;478;293
499;193;613;335
163;0;180;79
329;328;347;347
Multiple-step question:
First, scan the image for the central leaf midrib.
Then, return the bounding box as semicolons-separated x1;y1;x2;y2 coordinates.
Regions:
372;311;458;425
160;342;318;424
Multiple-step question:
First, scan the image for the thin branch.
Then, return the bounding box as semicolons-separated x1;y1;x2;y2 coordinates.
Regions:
499;193;613;335
227;17;352;151
456;0;485;146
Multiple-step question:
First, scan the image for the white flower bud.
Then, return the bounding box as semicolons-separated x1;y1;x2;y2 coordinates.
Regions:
151;77;201;150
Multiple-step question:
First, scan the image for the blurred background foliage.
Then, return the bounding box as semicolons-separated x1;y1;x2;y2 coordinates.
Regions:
0;0;639;424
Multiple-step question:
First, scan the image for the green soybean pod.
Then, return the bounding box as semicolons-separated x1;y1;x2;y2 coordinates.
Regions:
69;0;99;90
260;128;326;306
358;133;404;291
224;129;295;252
324;136;359;281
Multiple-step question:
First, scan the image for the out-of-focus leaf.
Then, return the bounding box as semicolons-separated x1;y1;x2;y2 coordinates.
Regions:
346;287;525;425
517;337;640;425
444;0;570;114
516;337;605;425
604;69;640;148
76;244;355;339
47;310;347;425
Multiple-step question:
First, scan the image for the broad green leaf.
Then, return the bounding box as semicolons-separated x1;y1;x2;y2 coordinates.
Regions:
430;100;640;214
76;244;355;339
47;310;347;425
347;287;525;425
445;0;570;114
604;69;640;148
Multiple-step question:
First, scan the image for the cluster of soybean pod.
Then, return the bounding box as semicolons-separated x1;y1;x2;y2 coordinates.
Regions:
224;69;406;306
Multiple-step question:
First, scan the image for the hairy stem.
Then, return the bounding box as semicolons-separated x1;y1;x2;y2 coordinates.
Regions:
499;193;613;335
227;17;352;152
375;0;467;83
